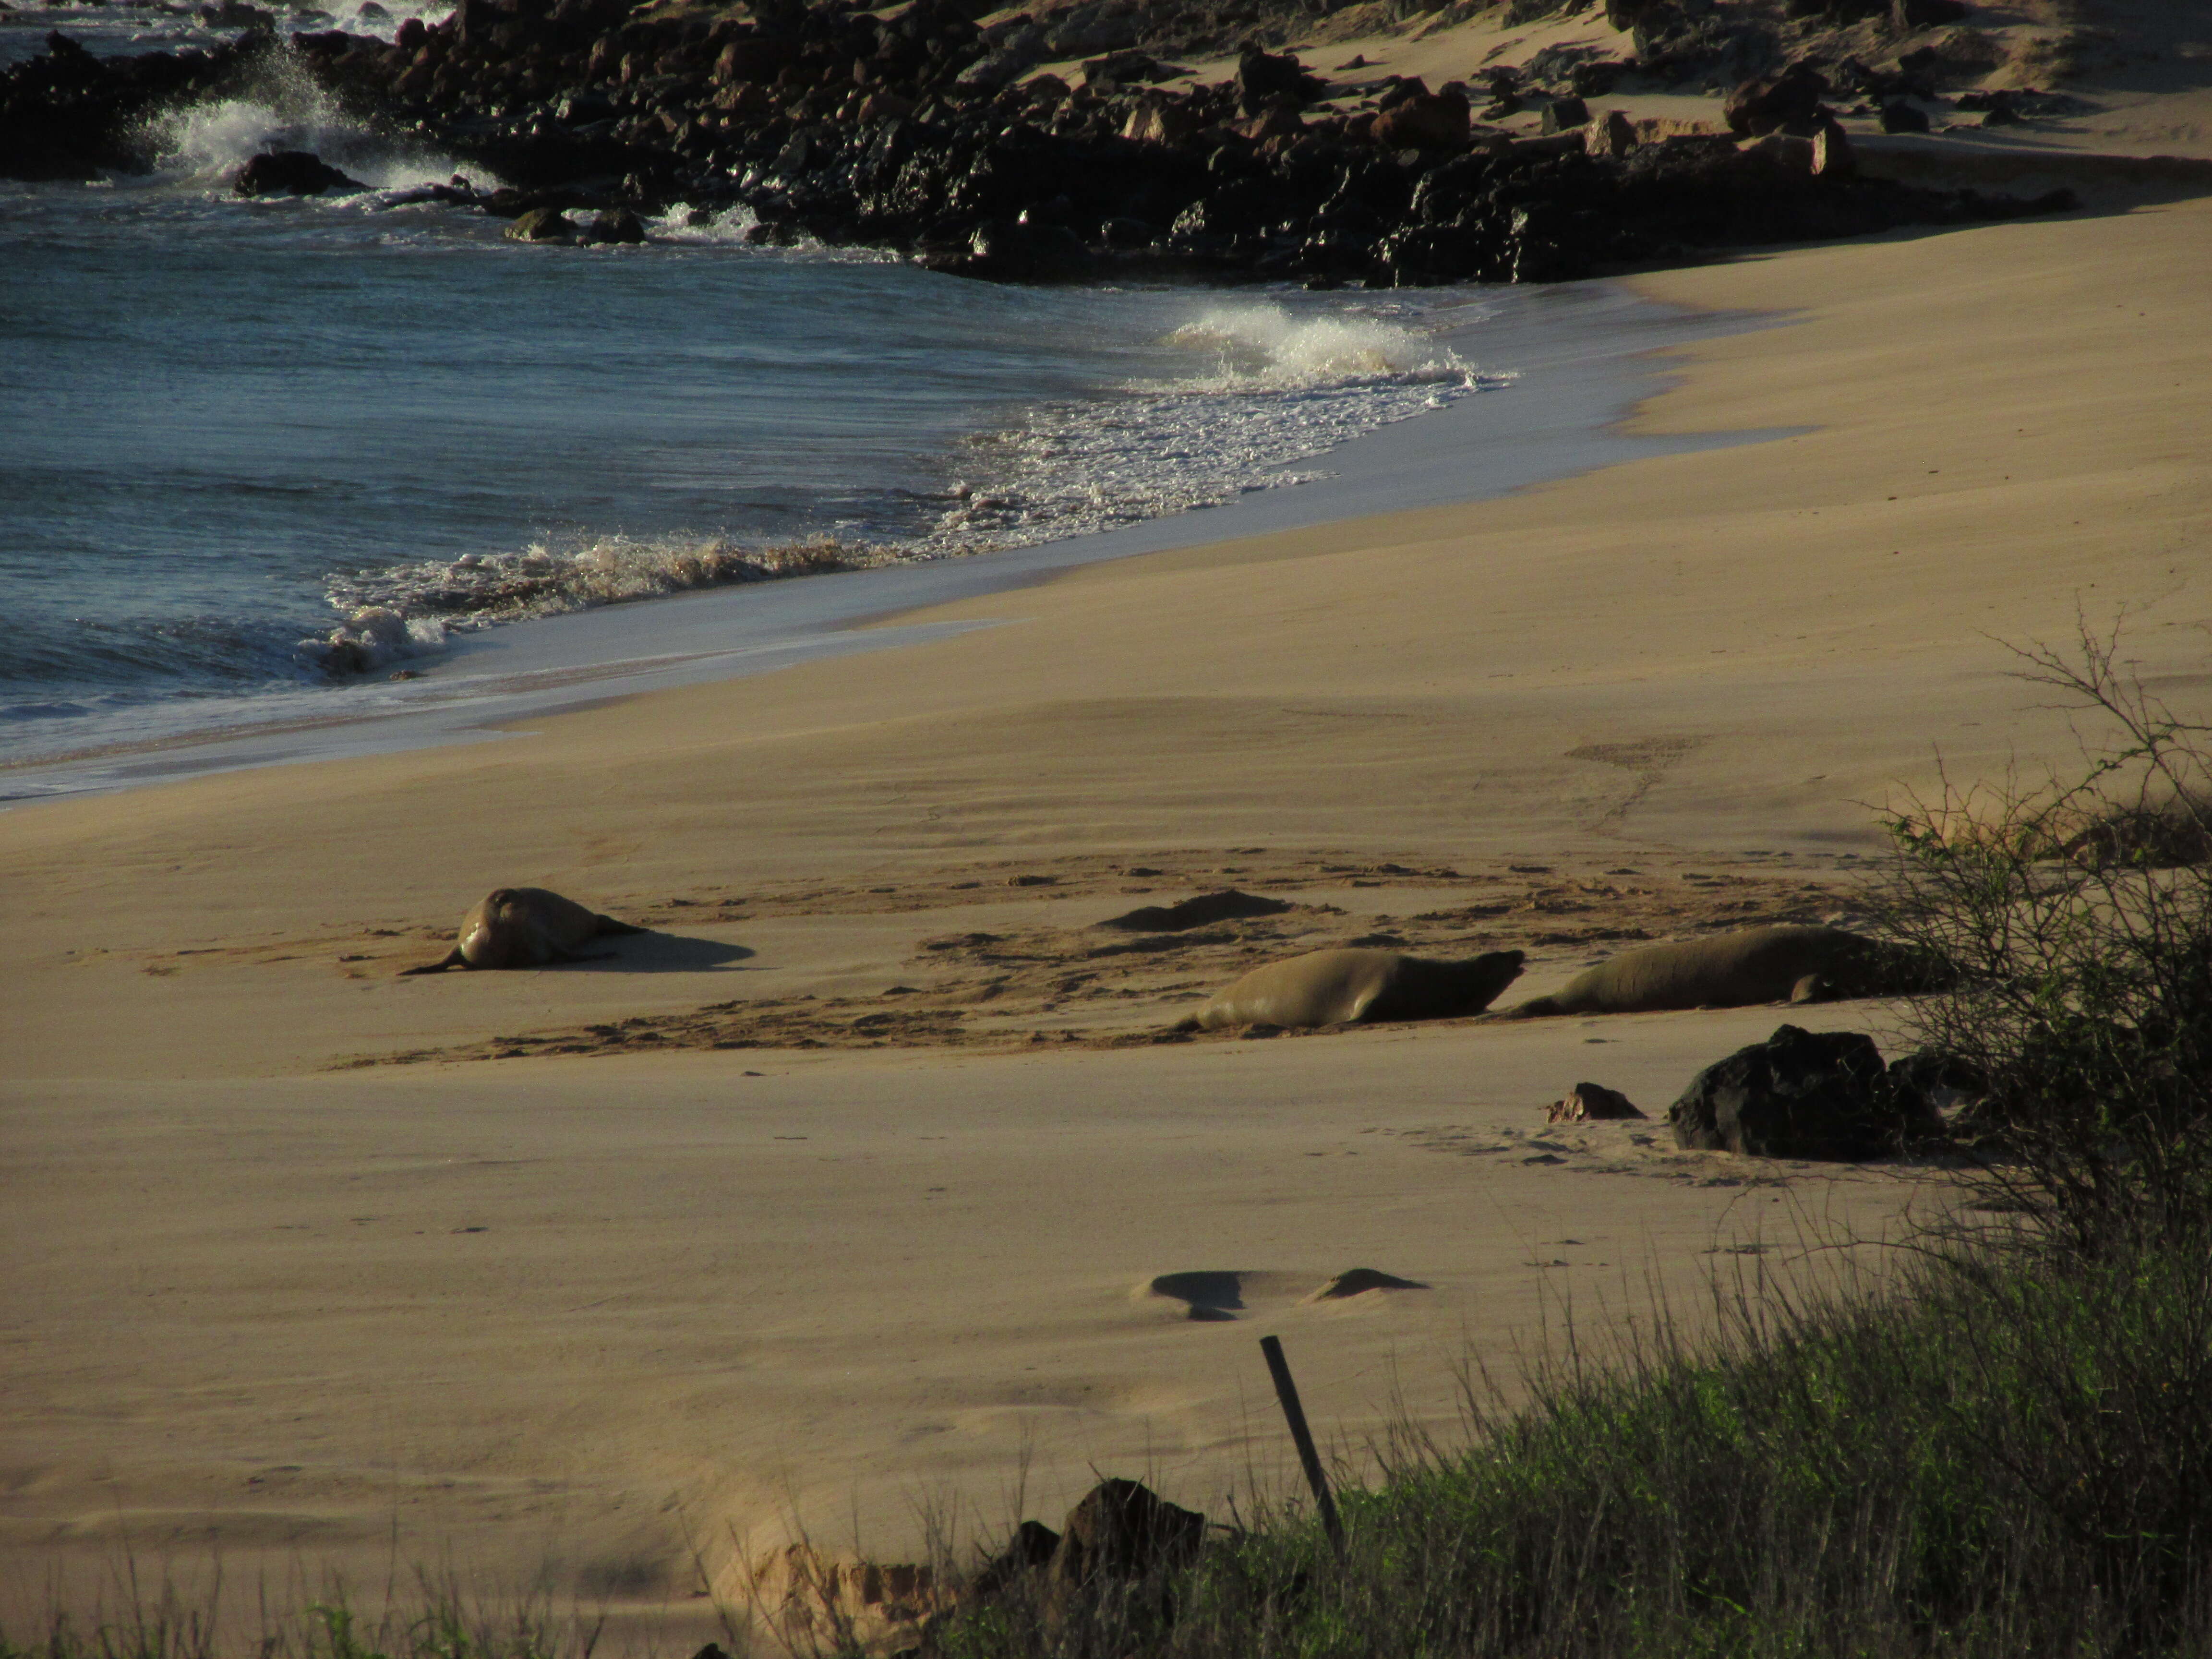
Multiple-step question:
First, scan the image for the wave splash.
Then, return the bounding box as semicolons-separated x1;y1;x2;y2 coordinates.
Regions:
150;48;474;192
300;299;1494;677
302;538;882;673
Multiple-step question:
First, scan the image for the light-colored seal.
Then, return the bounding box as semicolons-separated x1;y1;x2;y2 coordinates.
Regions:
1494;925;1936;1019
1172;947;1525;1032
401;887;647;974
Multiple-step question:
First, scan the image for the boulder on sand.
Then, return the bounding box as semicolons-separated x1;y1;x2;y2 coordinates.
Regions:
1547;1082;1646;1122
1669;1024;1938;1160
1049;1479;1205;1589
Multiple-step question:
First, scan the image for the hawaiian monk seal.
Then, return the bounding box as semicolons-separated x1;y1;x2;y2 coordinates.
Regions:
1173;947;1525;1032
1494;925;1938;1019
401;888;647;974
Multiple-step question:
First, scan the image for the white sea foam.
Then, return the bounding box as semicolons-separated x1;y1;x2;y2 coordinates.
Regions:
152;49;476;192
649;202;766;245
299;296;1497;675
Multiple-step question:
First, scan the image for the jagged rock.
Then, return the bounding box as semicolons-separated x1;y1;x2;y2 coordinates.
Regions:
1724;61;1826;136
1234;46;1319;113
1538;95;1589;132
1738;131;1815;172
1583;107;1639;157
582;206;644;242
1811;113;1854;176
1121;91;1196;145
1048;1480;1205;1589
1547;1082;1646;1122
1669;1024;1937;1161
504;205;579;241
234;149;368;195
1374;87;1470;149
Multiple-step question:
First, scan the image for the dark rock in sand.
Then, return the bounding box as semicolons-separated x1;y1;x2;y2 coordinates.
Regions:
235;149;368;196
1880;97;1932;133
1235;45;1319;112
1547;1082;1646;1122
1373;87;1470;150
1094;890;1292;933
1539;94;1590;133
1669;1024;1938;1161
1049;1479;1205;1589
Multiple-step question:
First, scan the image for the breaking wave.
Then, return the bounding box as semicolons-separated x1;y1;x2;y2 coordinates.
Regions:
298;299;1494;675
150;49;476;191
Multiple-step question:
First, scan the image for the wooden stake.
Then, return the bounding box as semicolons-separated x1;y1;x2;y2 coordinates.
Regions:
1259;1334;1346;1558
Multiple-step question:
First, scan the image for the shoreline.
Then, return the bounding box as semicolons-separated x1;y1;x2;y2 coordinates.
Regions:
0;277;1781;805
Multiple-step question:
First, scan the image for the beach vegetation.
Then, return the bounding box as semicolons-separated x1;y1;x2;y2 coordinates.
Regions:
907;624;2212;1659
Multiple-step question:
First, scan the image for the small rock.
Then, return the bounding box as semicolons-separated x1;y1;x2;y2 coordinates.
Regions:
1583;108;1639;158
505;206;578;243
1724;63;1825;137
1374;87;1470;149
582;207;644;244
1811;113;1855;176
1547;1082;1647;1123
1539;95;1590;134
1880;97;1931;133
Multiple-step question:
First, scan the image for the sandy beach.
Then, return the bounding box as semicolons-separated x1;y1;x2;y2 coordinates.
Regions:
4;104;2208;1647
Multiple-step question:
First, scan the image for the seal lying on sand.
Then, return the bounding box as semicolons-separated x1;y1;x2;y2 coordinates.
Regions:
1173;947;1525;1031
1494;925;1938;1019
401;888;647;974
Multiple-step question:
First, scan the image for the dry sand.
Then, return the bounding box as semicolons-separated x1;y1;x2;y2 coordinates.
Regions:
3;124;2208;1649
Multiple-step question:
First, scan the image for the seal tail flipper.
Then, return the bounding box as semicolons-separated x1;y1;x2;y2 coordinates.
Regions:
1489;997;1562;1021
593;915;649;937
399;949;467;976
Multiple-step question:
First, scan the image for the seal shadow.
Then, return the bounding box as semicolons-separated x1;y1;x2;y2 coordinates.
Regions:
575;934;756;974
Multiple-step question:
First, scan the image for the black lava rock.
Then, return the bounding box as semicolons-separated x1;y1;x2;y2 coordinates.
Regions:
1669;1024;1938;1161
235;149;369;195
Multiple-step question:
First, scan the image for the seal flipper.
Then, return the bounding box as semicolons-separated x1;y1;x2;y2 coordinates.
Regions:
399;948;468;976
1489;996;1564;1021
592;914;648;937
550;943;617;964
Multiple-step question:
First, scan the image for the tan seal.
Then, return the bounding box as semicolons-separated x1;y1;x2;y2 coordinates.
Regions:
401;887;647;974
1173;947;1525;1032
1495;925;1938;1019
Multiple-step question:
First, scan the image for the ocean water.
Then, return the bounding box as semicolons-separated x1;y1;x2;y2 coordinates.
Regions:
0;48;1496;765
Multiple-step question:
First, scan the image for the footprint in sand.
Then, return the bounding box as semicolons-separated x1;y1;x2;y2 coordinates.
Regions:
1141;1268;1429;1320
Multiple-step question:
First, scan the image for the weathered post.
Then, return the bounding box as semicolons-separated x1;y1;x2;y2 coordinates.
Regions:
1259;1334;1346;1558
